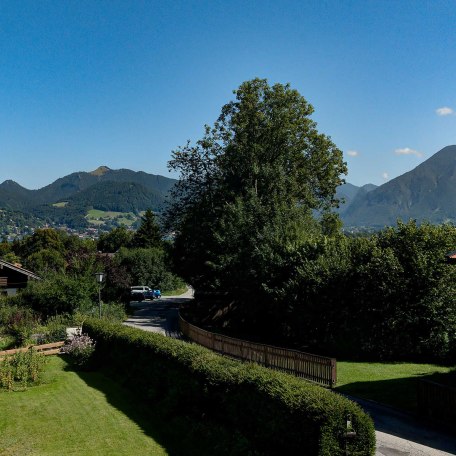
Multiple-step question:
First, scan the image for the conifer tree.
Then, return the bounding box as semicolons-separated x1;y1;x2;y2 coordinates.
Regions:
132;209;162;248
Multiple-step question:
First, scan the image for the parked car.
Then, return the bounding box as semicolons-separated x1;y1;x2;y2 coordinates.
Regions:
151;289;161;299
130;286;161;301
130;286;152;301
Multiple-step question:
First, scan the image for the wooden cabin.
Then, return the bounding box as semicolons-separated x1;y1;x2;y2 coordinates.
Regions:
0;259;41;296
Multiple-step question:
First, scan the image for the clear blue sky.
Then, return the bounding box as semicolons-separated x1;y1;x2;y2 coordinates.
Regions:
1;0;455;189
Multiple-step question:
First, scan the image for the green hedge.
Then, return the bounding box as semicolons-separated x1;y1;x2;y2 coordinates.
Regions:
84;319;375;455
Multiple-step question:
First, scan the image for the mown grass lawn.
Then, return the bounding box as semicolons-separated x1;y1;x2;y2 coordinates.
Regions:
336;361;454;413
0;356;168;456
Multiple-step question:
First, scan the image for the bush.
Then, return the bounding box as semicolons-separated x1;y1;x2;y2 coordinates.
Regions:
100;302;127;322
3;306;40;346
61;333;96;369
43;314;71;343
0;348;47;391
84;319;375;456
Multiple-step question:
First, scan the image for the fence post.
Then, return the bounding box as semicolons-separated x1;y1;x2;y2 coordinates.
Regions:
331;358;337;388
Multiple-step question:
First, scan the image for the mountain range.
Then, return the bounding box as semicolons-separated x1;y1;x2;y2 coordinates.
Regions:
2;145;456;231
340;145;456;227
0;166;177;229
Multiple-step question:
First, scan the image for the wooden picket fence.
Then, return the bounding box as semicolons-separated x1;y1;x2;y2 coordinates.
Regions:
0;341;65;359
417;379;456;430
179;314;336;387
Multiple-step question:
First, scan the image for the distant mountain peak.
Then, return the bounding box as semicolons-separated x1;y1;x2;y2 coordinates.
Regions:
90;166;111;176
0;179;26;190
342;145;456;227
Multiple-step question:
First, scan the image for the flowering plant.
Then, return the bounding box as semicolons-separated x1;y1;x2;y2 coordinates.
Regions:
61;334;95;368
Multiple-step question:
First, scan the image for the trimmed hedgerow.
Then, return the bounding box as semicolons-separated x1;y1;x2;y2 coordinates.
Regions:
84;319;375;456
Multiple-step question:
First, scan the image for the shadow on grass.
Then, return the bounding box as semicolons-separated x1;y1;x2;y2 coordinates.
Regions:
64;363;247;456
336;373;456;453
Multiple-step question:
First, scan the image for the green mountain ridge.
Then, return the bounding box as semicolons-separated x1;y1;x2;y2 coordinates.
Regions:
342;145;456;226
0;167;177;230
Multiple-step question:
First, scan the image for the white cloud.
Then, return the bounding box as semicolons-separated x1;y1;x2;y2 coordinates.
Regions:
382;172;389;180
436;106;454;116
394;147;423;157
347;150;359;157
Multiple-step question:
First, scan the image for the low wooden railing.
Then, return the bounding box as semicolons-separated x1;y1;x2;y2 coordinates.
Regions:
179;314;336;387
0;341;65;358
417;379;456;430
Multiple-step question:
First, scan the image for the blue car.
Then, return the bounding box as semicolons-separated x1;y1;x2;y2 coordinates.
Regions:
152;289;161;299
143;289;161;300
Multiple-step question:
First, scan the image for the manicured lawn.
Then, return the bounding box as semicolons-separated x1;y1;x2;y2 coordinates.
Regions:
0;356;168;455
336;360;454;413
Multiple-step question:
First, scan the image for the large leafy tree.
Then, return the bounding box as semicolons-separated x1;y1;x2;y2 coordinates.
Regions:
97;226;133;253
167;79;346;294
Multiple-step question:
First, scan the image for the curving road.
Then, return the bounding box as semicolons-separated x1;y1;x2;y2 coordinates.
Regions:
124;289;456;456
123;288;193;338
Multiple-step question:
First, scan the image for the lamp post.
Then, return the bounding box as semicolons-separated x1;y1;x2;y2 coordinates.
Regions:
95;272;105;318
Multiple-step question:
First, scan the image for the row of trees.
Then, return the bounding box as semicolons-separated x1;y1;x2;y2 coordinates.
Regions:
0;209;184;319
166;78;456;362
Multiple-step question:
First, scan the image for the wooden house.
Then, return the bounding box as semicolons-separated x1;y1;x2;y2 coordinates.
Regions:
0;259;41;296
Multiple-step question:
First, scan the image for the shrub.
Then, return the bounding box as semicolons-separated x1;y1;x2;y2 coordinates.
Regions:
100;302;127;322
84;319;375;456
5;307;40;346
61;333;96;369
43;314;71;342
0;348;47;391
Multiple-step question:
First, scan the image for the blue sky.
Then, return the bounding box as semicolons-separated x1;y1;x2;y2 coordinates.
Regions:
1;0;455;189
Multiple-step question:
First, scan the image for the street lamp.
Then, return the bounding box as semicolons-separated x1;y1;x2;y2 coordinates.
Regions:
95;272;105;318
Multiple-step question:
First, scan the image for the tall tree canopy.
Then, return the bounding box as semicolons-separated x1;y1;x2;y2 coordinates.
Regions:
131;209;162;249
167;79;346;293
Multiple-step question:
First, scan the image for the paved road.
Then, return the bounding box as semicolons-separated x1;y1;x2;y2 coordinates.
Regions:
124;290;456;455
345;395;456;456
123;288;193;337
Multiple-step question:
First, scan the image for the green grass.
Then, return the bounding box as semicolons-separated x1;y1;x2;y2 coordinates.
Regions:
0;356;167;455
161;287;188;296
336;361;455;413
86;209;137;226
52;201;68;207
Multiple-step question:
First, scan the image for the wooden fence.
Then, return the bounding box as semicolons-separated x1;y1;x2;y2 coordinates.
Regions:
179;314;336;387
0;341;65;359
417;379;456;430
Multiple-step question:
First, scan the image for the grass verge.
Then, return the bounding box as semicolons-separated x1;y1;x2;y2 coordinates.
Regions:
161;287;189;296
0;356;167;456
336;361;454;413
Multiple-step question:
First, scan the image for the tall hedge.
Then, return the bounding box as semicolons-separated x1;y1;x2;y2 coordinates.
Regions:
84;319;375;455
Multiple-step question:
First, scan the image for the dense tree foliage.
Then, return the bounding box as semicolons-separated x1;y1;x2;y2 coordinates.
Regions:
21;272;98;317
165;79;456;362
115;247;185;292
97;226;133;253
131;209;162;249
167;79;346;294
211;221;456;362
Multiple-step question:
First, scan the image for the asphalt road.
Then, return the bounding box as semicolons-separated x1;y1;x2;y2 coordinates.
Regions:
123;288;193;338
345;395;456;456
124;290;456;455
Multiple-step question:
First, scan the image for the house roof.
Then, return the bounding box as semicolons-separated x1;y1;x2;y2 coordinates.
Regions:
0;259;41;281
